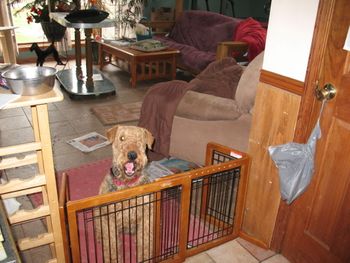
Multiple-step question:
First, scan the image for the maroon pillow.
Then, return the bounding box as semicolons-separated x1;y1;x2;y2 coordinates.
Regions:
189;57;243;99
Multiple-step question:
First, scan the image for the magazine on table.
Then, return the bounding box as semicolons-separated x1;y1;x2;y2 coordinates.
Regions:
158;157;201;173
146;162;174;181
146;157;202;181
67;132;110;152
103;37;136;46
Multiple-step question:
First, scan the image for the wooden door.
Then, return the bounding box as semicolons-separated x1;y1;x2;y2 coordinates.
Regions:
281;0;350;262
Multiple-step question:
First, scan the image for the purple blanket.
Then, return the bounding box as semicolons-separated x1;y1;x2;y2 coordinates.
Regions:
138;80;192;158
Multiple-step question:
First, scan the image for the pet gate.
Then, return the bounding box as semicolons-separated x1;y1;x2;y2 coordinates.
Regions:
59;143;250;262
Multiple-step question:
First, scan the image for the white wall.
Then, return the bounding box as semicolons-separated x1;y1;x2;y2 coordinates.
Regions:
262;0;320;82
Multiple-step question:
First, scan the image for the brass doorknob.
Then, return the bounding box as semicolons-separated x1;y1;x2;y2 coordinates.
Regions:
315;83;336;101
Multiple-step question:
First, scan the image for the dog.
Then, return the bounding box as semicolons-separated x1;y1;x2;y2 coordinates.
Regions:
30;43;65;67
96;125;154;263
99;125;154;193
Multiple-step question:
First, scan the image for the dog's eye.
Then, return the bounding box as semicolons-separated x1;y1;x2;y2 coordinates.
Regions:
120;136;125;141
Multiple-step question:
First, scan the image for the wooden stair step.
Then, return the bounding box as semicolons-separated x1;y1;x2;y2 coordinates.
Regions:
9;205;50;224
0;142;42;156
0;152;38;169
0;174;46;195
17;232;54;251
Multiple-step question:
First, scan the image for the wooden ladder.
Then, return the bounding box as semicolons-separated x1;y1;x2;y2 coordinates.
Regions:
0;88;66;262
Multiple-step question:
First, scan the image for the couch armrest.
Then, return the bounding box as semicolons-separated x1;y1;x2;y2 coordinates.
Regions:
175;90;242;121
216;41;249;61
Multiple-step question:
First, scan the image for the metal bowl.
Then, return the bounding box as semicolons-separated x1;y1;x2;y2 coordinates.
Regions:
1;66;57;96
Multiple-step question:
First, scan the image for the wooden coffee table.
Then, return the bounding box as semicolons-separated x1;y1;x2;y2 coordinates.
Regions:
99;41;180;88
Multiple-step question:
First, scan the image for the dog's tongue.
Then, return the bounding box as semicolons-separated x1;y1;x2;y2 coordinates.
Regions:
125;162;135;175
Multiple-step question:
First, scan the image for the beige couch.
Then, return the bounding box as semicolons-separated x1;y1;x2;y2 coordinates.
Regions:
169;52;264;165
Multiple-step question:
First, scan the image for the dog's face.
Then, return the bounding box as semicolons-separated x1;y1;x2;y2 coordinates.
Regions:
106;125;154;180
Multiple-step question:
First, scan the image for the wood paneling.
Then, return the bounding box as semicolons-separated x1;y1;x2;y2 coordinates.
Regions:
242;82;301;246
260;70;304;96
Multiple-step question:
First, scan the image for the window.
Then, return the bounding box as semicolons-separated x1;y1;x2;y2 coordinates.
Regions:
10;0;48;44
9;0;142;45
9;0;90;44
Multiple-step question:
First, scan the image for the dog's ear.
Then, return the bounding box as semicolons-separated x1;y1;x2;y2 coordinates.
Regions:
106;125;119;142
143;128;154;150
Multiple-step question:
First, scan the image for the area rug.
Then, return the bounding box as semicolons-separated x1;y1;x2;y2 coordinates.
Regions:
91;101;142;125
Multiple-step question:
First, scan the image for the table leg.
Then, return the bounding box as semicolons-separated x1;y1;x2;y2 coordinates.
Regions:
31;105;55;257
171;55;177;80
32;104;66;262
84;28;94;88
99;42;104;70
74;28;82;79
130;58;137;88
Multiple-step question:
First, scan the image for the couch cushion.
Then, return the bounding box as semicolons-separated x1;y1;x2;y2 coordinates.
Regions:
235;52;264;112
170;114;252;165
169;10;241;52
176;90;242;121
155;35;216;74
189;57;243;99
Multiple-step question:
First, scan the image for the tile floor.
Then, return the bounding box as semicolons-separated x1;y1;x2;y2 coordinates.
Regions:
0;60;289;262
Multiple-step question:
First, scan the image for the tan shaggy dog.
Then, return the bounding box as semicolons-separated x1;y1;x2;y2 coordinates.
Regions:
96;125;154;263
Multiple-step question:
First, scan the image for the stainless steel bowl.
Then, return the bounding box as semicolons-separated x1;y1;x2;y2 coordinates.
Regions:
1;66;57;96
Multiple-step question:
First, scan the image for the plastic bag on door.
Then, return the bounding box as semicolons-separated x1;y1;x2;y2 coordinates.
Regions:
268;102;325;204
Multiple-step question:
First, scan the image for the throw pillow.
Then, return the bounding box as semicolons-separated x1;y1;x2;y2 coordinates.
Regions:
189;57;243;99
233;17;267;61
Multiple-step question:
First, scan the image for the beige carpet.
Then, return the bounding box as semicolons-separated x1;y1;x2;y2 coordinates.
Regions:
91;101;142;125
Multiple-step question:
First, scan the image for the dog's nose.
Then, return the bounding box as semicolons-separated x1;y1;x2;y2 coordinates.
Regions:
127;151;137;161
